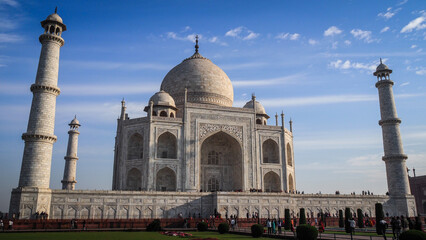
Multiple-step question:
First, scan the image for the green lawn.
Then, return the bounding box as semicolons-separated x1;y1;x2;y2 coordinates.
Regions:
0;231;271;240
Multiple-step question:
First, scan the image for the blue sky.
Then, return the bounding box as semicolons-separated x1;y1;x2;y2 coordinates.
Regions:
0;0;425;212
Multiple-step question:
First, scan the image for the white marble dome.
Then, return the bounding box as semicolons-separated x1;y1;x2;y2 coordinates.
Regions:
149;90;176;108
160;51;233;107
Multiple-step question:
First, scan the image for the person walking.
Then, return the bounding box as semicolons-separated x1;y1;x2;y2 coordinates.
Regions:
272;219;276;234
0;219;3;231
278;219;282;234
267;218;272;235
8;219;13;230
379;219;388;240
395;216;402;240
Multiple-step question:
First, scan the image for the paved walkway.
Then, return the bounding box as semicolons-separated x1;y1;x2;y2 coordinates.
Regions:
231;227;392;240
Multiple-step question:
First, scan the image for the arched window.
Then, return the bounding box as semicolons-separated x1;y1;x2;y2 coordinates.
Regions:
49;25;55;34
127;133;143;160
156;167;176;191
170;112;175;118
160;111;167;117
287;143;293;166
157;132;177;159
208;151;219;165
208;177;219;192
55;27;60;35
153;111;157;116
262;139;279;163
126;168;142;190
256;119;262;124
264;171;280;192
288;173;294;192
264;120;267;125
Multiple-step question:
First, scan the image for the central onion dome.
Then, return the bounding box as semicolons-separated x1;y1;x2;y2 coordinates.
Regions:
160;37;233;107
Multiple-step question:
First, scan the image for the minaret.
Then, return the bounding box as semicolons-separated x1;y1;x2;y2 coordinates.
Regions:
374;59;412;215
18;9;66;188
61;116;80;190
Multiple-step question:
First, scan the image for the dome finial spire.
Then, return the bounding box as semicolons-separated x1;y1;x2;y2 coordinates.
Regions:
55;6;58;14
195;35;199;53
380;58;382;64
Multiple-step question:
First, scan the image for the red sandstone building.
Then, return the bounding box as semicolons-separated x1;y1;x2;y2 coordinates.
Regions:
409;170;426;215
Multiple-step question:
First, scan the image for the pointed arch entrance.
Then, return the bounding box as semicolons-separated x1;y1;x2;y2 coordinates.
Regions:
200;131;242;191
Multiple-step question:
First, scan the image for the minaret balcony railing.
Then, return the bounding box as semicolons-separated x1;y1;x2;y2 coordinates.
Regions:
30;84;61;96
21;133;57;143
39;33;65;46
382;154;408;161
378;118;401;126
375;79;394;88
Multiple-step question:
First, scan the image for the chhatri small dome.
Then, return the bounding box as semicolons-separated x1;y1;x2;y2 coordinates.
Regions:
69;116;80;126
374;58;392;76
41;7;67;31
243;99;267;115
160;36;233;107
149;90;176;108
46;13;63;23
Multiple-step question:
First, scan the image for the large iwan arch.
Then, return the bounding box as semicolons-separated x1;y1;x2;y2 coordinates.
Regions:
156;167;176;191
157;132;177;159
200;131;242;191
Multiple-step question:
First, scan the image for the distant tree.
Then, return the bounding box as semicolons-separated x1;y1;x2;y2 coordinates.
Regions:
299;208;306;225
345;207;351;233
338;210;344;228
357;209;364;228
284;209;291;230
375;203;384;235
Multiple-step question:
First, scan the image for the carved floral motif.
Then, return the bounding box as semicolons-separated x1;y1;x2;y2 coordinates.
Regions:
199;123;242;142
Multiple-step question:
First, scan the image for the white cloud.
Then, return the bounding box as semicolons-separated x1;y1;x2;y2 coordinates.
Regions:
182;26;191;32
252;92;422;108
416;69;426;75
396;0;408;6
243;31;259;40
225;26;243;37
0;0;19;7
232;74;304;88
350;29;378;43
329;59;377;72
308;39;318;45
400;82;410;86
378;7;401;20
344;40;351;45
166;32;198;42
324;26;342;36
411;45;417;48
0;33;22;43
225;26;259;41
380;26;390;33
276;33;300;41
332;41;338;49
62;60;171;71
401;15;426;33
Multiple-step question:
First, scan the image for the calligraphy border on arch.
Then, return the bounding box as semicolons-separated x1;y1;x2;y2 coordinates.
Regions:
199;123;243;143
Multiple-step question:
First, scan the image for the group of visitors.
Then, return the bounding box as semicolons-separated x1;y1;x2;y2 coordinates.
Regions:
34;211;48;220
0;218;13;230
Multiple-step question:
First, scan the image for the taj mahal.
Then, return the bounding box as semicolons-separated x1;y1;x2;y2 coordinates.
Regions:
8;10;417;219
